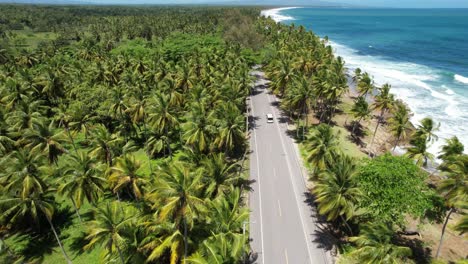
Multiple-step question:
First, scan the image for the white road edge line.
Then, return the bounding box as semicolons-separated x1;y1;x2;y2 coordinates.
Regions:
284;248;289;264
267;93;314;264
277;199;282;217
250;90;266;264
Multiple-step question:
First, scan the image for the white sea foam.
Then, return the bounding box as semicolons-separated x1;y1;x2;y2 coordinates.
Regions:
328;40;468;156
443;85;456;95
261;7;300;22
454;74;468;84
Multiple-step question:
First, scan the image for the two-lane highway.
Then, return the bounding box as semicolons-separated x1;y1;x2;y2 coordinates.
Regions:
248;69;329;264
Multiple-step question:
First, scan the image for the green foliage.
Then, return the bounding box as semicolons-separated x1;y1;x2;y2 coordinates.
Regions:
160;33;224;61
0;5;256;263
357;154;433;226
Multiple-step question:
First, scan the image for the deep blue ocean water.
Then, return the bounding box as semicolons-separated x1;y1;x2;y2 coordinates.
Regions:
270;7;468;154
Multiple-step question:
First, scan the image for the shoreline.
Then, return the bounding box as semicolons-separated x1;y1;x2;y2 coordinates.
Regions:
260;7;301;22
260;7;450;165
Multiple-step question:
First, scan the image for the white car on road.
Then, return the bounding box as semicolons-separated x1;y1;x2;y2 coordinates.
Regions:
266;113;274;123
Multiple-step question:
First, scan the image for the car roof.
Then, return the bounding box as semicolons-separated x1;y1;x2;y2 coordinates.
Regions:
267;113;273;117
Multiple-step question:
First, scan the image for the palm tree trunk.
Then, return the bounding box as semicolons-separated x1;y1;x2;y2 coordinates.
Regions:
70;198;83;224
184;217;188;262
142;116;153;175
436;207;454;259
65;126;78;154
393;135;401;151
115;242;126;264
46;217;73;264
369;118;381;154
340;214;354;236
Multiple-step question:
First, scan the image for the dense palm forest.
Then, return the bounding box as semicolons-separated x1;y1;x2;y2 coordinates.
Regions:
0;5;262;264
0;4;467;264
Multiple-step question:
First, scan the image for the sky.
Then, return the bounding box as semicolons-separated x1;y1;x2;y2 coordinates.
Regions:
324;0;468;8
99;0;467;8
3;0;468;8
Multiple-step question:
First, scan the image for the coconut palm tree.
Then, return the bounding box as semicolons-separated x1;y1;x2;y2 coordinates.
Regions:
270;57;296;96
350;96;371;137
148;91;179;156
140;222;184;264
435;154;468;258
201;153;241;198
415;117;440;144
438;136;464;161
304;124;340;171
213;102;245;154
58;151;106;223
148;162;205;262
84;201;136;264
108;154;147;201
453;201;468;234
282;75;314;137
357;72;374;98
188;188;248;263
89;124;122;166
313;154;362;235
183;102;215;153
0;190;73;264
352;68;362;84
0;149;47;199
369;83;394;152
405;136;434;167
21;120;67;164
388;101;412;150
349;223;412;263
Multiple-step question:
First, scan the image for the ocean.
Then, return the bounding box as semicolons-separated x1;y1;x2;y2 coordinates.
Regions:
262;7;468;156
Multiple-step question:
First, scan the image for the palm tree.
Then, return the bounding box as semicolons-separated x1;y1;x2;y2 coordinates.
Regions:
304;124;340;171
213;102;245;154
438;136;464;161
140;222;184;264
352;68;362;84
0;191;73;264
313;154;362;235
108;154;147;201
53;103;78;153
188;187;248;263
201;153;241;198
0;149;47;199
0;108;14;154
182;102;215;153
148;91;179;157
282;75;314;137
21;120;67;164
58;151;106;223
89;124;122;166
388;101;412;150
350;96;371;137
349;223;412;263
435;154;468;258
84;201;136;264
369;83;394;152
270;57;296;96
148;162;205;262
357;72;374;98
405;136;434;167
453;201;468;234
414;117;439;144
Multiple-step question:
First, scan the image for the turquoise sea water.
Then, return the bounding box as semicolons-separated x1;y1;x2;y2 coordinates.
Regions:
275;8;468;154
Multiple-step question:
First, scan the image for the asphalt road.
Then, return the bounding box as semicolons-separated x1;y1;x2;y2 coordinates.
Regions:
248;70;329;264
